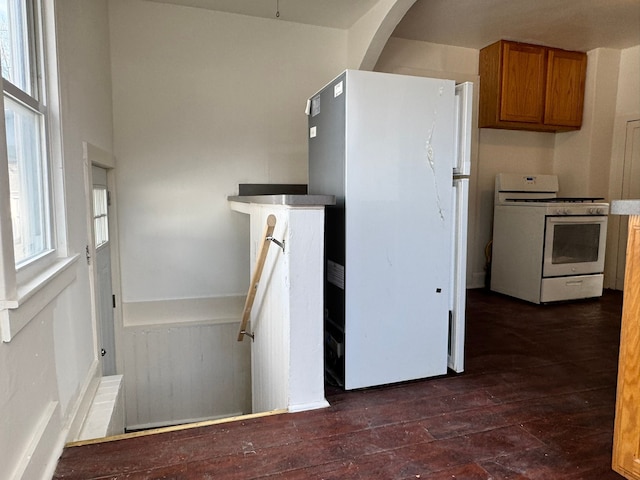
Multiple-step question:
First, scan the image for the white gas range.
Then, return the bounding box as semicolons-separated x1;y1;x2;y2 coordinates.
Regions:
490;173;609;304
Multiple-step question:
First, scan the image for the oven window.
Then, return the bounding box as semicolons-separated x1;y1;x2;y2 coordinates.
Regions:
552;224;601;264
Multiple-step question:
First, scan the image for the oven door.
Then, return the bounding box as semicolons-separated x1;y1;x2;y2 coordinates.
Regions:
543;215;608;277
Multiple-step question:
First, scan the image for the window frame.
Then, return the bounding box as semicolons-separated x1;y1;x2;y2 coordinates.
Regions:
0;0;77;343
93;185;109;249
3;0;55;271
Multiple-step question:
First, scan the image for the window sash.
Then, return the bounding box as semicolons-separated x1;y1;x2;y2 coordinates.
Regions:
4;94;50;265
0;0;39;98
1;0;51;268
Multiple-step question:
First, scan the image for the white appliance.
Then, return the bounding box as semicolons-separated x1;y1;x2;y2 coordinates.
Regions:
307;70;472;390
491;173;609;304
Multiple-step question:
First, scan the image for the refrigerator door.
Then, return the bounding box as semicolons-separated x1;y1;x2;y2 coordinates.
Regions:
448;178;469;372
453;82;473;176
343;71;455;389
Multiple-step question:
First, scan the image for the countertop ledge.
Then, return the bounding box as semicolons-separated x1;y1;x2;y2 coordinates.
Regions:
228;194;335;206
611;200;640;215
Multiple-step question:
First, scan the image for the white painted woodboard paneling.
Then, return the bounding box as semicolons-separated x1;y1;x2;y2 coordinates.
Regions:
249;207;290;413
123;320;250;430
230;201;329;414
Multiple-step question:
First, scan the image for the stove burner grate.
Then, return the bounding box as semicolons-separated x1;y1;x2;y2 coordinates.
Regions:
505;197;605;203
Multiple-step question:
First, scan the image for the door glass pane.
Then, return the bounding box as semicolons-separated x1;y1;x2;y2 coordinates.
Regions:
0;0;33;95
93;187;108;247
552;224;600;264
5;95;49;264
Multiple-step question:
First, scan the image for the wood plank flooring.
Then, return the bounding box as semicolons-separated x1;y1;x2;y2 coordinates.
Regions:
54;289;625;479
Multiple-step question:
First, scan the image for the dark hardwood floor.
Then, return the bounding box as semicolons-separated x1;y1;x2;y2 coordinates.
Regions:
54;289;625;479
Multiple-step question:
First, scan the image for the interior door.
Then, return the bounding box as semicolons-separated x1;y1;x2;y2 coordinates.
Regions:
615;120;640;290
92;165;116;376
612;213;640;480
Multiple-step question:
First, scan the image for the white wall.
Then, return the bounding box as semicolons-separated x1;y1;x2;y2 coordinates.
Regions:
0;1;114;479
108;0;347;426
375;37;478;78
615;45;640;118
605;45;640;288
474;130;555;287
109;0;346;302
54;0;115;409
347;0;417;70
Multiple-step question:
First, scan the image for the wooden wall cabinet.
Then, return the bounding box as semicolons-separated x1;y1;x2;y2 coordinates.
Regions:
479;40;587;132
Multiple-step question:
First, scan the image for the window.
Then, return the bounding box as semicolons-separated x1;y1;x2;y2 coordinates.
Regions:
93;187;108;248
0;0;71;342
1;0;52;266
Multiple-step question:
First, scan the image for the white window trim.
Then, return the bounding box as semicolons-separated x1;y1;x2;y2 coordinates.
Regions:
0;254;78;342
0;0;72;343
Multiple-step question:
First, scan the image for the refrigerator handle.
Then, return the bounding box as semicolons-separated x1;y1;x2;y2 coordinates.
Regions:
454;82;473;176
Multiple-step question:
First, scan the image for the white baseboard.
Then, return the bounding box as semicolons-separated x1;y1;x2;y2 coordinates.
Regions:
126;411;245;432
12;401;59;480
288;399;330;413
64;359;101;442
469;271;486;289
78;375;125;441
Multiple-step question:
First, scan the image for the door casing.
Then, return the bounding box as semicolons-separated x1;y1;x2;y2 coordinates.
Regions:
83;142;123;376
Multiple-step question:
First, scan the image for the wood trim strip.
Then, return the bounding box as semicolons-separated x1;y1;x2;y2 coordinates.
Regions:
65;409;288;448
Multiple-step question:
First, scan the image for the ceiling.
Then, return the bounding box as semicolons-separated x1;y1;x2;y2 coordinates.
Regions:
393;0;640;51
146;0;640;52
144;0;381;29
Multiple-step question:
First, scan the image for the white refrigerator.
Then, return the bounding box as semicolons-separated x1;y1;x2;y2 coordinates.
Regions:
308;70;472;390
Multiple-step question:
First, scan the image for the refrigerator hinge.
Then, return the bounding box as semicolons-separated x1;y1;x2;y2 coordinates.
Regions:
448;310;453;355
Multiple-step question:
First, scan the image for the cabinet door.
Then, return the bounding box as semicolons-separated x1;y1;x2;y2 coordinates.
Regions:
613;214;640;480
499;42;546;123
544;49;587;127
